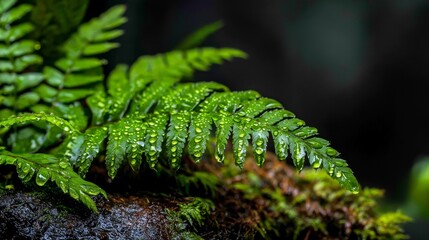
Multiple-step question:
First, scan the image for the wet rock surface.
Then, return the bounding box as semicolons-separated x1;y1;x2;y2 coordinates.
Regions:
0;190;181;240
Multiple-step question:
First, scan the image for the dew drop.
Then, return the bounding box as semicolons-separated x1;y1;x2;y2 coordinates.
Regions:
255;148;264;155
312;161;321;169
59;161;69;169
336;171;342;178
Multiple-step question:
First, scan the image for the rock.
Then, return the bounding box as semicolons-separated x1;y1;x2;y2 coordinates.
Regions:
0;190;181;240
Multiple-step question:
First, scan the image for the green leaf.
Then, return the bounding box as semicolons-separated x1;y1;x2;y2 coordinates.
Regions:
0;23;34;42
82;42;119;55
57;88;94;103
0;4;32;25
252;131;269;166
213;114;233;163
76;126;107;176
0;73;16;84
144;113;168;168
92;29;123;42
87;91;108;125
43;66;64;87
34;84;58;102
98;5;126;27
0;60;13;71
55;58;106;72
232;124;251;168
123;117;145;172
188;113;212;162
175;21;223;50
63;73;103;87
106;120;128;178
14;54;43;71
0;0;16;15
3;40;38;57
129;48;247;83
107;64;128;97
166;112;191;169
273;133;289;160
15;92;40;110
16;73;44;91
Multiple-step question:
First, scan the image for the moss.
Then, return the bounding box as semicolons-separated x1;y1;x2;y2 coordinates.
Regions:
165;197;214;240
187;152;412;239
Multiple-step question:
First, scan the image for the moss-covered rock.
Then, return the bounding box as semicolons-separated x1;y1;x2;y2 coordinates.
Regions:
0;153;410;239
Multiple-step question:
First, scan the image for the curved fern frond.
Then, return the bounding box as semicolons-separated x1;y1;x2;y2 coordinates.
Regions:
42;5;126;105
0;112;106;211
0;149;106;212
70;78;359;193
0;112;79;134
0;0;42;117
129;47;247;88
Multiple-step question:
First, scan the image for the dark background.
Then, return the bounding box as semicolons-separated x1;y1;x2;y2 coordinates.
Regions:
86;0;429;234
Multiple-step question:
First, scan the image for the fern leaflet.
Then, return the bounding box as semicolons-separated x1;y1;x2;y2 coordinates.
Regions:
0;148;106;212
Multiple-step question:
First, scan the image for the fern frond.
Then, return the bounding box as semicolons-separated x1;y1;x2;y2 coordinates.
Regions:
161;85;360;192
0;0;42;116
129;47;247;86
74;79;359;193
75;126;107;175
176;197;215;227
64;45;358;193
0;112;79;134
41;5;126;105
87;48;245;123
166;112;191;169
0;149;106;212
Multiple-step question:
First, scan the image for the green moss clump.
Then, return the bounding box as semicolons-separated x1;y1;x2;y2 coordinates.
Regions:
184;152;412;239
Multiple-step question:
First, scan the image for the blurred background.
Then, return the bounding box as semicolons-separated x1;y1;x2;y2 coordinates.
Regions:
86;0;429;238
